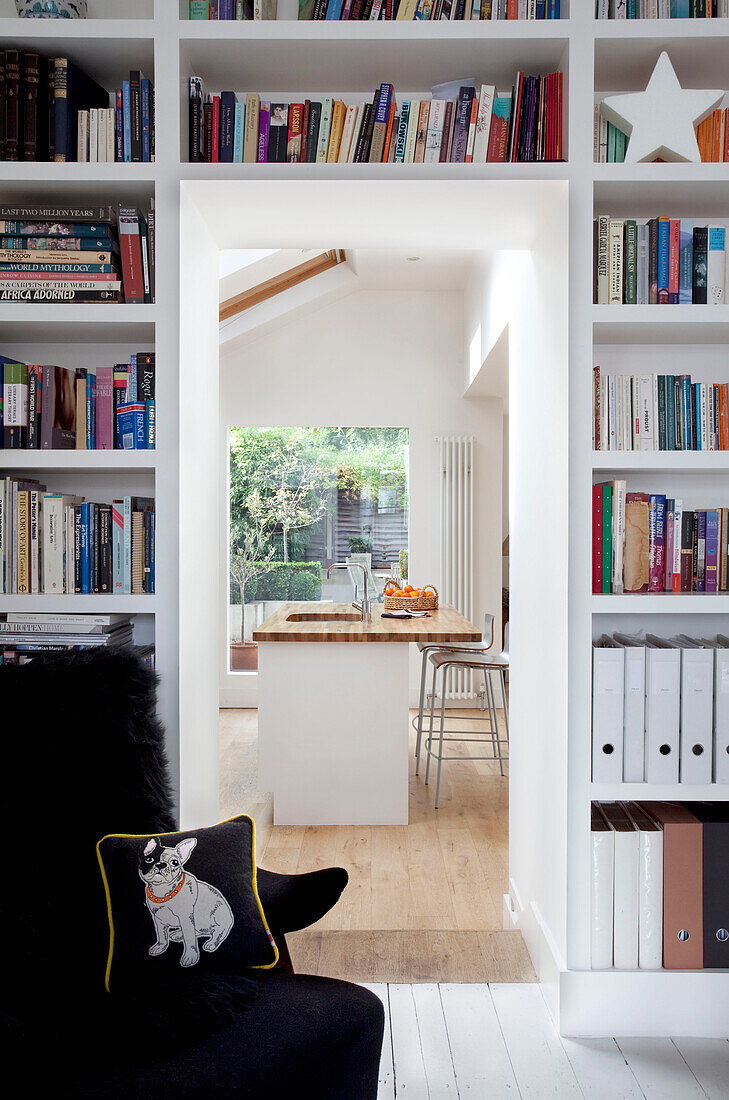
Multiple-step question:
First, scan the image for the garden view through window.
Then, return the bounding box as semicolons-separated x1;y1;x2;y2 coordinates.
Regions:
229;427;410;672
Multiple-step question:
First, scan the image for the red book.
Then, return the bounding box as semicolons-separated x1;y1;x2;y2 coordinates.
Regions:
118;205;145;304
300;99;310;163
592;484;603;594
439;101;453;163
507;0;518;15
487;113;508;163
95;365;114;451
464;94;479;163
287;102;303;163
668;219;680;304
712;108;722;163
211;95;220;163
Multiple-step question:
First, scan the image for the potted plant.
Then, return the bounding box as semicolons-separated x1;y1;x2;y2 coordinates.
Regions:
229;491;275;672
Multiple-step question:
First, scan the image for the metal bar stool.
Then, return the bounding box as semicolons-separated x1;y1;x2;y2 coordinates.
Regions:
412;613;495;776
423;649;510;810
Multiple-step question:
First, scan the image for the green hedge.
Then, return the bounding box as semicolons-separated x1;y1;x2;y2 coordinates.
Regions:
231;561;322;605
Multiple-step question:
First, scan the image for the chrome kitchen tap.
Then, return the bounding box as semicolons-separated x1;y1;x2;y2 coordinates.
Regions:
326;562;372;623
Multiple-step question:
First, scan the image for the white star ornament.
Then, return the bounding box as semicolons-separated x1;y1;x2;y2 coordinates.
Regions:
602;52;724;164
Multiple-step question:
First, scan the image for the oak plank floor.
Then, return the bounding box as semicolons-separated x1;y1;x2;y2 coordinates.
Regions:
220;705;515;981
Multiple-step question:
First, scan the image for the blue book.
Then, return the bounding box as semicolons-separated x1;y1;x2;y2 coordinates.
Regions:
536;0;545;15
233;102;245;163
666;375;676;451
394;102;409;163
705;510;720;593
670;0;690;15
141;78;151;162
219;91;237;163
127;354;137;402
325;0;343;16
145;401;155;449
115;89;123;162
117;403;146;450
149;512;155;594
220;0;235;14
547;0;559;15
80;502;91;594
85;370;95;449
657;219;670;303
679;219;694;305
680;376;692;449
694;383;702;449
122;81;132;162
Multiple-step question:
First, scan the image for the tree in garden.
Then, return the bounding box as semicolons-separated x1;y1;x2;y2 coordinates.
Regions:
229;490;275;644
257;436;331;563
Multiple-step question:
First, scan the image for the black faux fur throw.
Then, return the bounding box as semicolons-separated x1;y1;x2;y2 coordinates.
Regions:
0;649;258;1072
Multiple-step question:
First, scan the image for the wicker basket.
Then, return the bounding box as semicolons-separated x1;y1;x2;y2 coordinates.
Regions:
383;581;439;611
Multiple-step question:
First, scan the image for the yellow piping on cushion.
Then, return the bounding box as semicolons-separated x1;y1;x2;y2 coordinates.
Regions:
96;813;279;993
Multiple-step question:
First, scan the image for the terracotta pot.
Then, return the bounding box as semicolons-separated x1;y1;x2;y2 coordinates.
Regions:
230;642;258;672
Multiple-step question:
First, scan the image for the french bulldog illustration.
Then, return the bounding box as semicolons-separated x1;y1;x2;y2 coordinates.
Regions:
138;837;234;968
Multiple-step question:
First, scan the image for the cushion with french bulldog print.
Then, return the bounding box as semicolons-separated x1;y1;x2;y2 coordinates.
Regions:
97;814;278;991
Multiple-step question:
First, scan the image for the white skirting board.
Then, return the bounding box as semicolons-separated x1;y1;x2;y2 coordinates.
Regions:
559;971;729;1038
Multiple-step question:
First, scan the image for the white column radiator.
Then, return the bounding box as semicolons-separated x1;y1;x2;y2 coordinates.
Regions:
438;435;475;700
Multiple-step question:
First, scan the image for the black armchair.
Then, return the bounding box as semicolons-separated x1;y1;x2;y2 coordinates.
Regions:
0;649;383;1099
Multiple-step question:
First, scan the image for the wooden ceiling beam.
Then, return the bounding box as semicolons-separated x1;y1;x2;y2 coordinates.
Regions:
219;249;346;322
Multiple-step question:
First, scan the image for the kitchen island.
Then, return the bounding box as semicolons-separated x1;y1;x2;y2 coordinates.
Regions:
253;603;480;825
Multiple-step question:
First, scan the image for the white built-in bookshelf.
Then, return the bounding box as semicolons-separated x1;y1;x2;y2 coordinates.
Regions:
1;1;728;1038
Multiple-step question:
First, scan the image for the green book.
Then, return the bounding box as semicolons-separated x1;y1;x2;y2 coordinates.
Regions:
2;358;28;449
615;128;627;163
601;484;612;594
607;122;617;164
657;375;666;451
624;220;637;305
189;1;210;17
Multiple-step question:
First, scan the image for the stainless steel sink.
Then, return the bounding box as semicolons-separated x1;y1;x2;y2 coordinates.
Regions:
286;612;361;623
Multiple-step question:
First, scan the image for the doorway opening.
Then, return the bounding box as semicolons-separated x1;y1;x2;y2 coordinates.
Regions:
179;179;569;991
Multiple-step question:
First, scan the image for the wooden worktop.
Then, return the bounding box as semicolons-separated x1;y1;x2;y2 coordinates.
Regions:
253;603;481;643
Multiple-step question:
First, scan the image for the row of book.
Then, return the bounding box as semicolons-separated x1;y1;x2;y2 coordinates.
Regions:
597;1;729;15
0;477;155;596
0;202;154;305
189;73;564;164
591;367;729;452
190;0;275;14
594;105;729;164
592;482;729;594
592;635;729;785
591;801;729;972
593;217;727;306
0;612;154;666
0;52;154;164
0;354;155;451
298;0;561;16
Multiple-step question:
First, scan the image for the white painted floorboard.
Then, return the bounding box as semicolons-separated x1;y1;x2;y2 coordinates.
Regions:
367;983;729;1100
671;1038;729;1100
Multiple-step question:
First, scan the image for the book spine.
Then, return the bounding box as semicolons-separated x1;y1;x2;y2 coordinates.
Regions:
257;101;270;162
27;364;41;450
5;51;20;162
678;218;694;304
608;219;624;304
122;80;132;162
692;225;708;304
649;494;666;592
141;78;151;162
118;206;145;303
21;52;40;163
624;220;637;304
668;219;680;304
130;71;142;162
657;218;670;304
708;224;726;304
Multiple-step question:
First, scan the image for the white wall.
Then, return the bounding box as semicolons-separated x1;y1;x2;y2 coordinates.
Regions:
219;287;503;707
179;188;222;828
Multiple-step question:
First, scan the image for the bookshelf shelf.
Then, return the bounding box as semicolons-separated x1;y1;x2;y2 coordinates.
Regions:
0;162;158;184
591;593;729;613
592;18;729;41
0;451;156;471
0;305;156;344
0;595;156;613
0;19;154;42
590;783;729;802
180;160;569;179
178;20;571;43
591;451;729;472
592;306;729;345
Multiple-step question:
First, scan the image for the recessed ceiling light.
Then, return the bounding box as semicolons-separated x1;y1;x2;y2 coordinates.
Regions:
406;256;421;262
